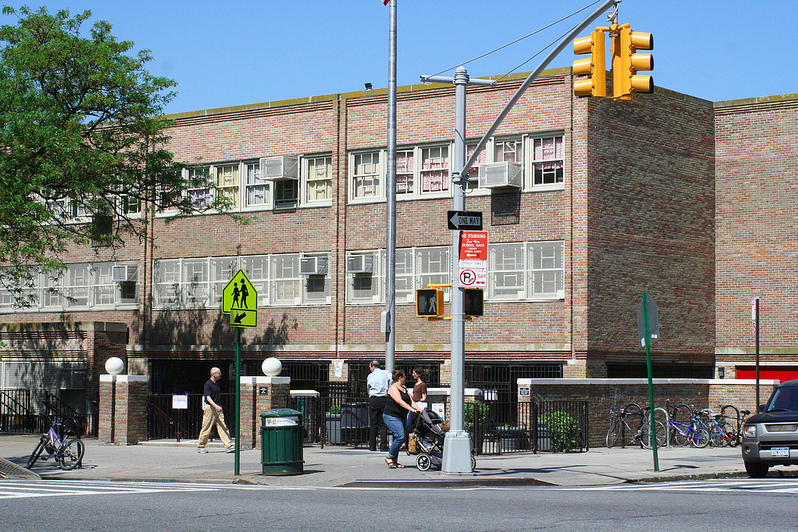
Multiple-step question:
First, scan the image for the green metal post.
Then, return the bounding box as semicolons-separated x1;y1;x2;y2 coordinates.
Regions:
642;292;659;471
235;327;241;475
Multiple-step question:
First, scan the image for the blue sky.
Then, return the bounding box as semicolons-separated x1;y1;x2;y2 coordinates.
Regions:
8;0;797;115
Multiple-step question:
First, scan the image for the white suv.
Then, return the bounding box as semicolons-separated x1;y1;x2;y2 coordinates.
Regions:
741;379;798;477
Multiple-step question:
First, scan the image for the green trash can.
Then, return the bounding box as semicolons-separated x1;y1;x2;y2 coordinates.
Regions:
260;408;304;475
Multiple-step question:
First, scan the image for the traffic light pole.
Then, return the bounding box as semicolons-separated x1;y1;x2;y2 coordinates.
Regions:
421;0;618;474
421;67;495;473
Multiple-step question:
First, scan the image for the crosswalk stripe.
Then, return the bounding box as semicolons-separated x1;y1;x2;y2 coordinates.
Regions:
0;480;220;499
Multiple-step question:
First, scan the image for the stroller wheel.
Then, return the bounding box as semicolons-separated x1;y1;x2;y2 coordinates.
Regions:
471;455;476;471
416;453;432;471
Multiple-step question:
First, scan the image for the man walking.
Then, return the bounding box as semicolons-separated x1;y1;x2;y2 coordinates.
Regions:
367;360;391;452
197;367;234;453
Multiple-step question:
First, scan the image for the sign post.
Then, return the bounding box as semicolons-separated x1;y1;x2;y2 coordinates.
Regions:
637;291;659;471
222;270;258;475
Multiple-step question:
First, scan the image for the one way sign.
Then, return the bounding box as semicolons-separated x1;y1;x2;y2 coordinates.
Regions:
448;210;483;230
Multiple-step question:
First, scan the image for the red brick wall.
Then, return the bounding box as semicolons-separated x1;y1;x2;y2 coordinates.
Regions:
715;96;798;370
585;88;716;373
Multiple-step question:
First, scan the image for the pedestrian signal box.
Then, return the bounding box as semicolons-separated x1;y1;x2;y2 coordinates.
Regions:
416;288;444;317
464;288;484;317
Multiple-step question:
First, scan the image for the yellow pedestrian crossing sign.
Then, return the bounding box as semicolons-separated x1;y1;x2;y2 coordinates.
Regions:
223;270;258;328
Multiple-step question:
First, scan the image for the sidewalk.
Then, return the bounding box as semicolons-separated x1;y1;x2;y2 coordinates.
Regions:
1;432;753;487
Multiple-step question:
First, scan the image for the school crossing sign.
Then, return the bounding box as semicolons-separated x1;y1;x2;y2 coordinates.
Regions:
222;270;258;328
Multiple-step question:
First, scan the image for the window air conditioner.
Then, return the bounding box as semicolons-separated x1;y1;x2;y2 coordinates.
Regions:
260;156;299;180
299;256;329;275
346;254;374;274
478;161;523;188
111;264;138;282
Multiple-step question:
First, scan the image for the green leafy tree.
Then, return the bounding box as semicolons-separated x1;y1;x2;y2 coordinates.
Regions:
0;6;230;305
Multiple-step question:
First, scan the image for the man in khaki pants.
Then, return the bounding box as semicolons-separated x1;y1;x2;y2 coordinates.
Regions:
197;367;234;453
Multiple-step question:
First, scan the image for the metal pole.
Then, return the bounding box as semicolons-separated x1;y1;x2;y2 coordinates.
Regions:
235;327;241;475
755;298;760;408
384;0;397;373
420;68;494;473
642;292;659;472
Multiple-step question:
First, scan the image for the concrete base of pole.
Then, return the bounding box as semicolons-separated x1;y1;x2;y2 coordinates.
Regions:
441;430;474;473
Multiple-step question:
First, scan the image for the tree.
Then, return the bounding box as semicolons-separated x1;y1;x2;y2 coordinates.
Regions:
0;6;230;306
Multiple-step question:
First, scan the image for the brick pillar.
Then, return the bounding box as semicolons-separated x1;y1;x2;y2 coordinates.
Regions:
99;375;150;445
239;376;291;449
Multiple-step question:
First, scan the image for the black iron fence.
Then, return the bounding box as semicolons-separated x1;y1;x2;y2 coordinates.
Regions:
1;389;97;436
143;388;588;454
147;393;234;441
471;400;589;454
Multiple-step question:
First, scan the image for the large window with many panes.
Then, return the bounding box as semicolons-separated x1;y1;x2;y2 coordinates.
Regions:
153;253;331;309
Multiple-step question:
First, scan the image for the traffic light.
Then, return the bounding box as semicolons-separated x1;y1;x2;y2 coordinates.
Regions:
416;288;443;317
572;29;606;98
464;288;483;317
611;24;653;99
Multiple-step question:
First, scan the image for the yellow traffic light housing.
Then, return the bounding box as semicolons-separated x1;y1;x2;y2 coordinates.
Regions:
572;30;606;98
611;24;653;99
464;288;484;317
416;288;444;317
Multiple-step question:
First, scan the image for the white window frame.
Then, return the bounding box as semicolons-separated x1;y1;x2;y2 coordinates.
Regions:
527;134;565;191
350;151;383;202
487;241;565;301
0;262;139;313
244;160;271;209
152;253;331;309
302;155;333;205
345;246;450;305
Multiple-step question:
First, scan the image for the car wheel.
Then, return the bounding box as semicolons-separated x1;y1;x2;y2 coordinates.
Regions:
744;461;769;478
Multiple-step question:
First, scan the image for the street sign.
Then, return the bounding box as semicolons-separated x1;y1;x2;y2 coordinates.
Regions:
223;270;258;328
637;292;659;347
448;210;482;230
458;231;487;287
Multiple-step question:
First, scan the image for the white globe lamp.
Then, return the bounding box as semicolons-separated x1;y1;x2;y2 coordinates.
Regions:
262;357;282;376
105;357;125;375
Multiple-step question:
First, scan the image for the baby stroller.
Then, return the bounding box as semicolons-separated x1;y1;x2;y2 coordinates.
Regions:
407;409;447;471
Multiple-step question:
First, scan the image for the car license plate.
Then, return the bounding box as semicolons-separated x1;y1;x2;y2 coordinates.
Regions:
771;447;790;458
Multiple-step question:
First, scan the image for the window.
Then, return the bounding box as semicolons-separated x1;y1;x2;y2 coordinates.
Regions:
304;156;332;203
215;164;240;207
395;150;414;195
466;142;487;181
152;254;331;309
352;152;381;199
245;161;271;208
527;241;564;298
0;262;139;313
495;138;523;163
275;180;298;210
531;136;564;187
185;167;212;207
420;146;449;194
488;241;564;300
346;246;449;305
489;244;525;300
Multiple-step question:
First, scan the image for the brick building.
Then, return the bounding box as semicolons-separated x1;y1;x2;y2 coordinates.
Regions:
1;68;796;415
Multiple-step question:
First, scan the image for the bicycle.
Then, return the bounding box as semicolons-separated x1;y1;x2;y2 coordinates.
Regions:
719;404;750;447
606;404;642;448
702;408;736;447
26;416;85;470
638;405;667;450
666;403;709;448
606;403;665;449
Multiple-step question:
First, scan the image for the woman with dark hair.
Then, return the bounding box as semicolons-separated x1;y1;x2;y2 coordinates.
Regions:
405;368;428;432
382;369;422;468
